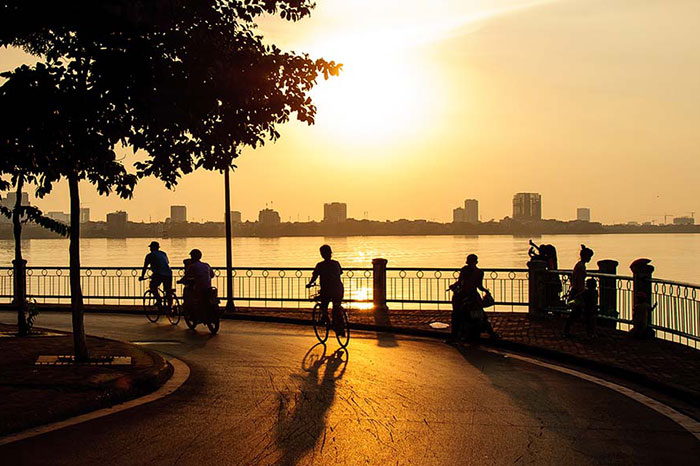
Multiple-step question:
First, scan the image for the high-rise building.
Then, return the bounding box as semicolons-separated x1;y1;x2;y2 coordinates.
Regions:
453;207;466;223
80;208;90;223
170;205;187;223
464;199;479;223
106;211;128;237
513;193;542;221
323;202;347;223
577;208;591;222
258;208;281;225
230;211;242;223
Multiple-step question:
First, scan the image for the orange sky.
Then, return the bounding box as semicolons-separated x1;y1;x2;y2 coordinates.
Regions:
1;0;699;224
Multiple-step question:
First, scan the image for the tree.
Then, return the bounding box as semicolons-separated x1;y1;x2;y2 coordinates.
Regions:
1;1;339;356
0;64;71;335
0;62;136;359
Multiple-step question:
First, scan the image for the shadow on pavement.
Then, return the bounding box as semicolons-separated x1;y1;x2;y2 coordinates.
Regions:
372;309;399;347
273;343;347;466
451;343;700;465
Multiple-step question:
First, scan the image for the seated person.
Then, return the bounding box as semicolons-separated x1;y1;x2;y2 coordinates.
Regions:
181;249;215;318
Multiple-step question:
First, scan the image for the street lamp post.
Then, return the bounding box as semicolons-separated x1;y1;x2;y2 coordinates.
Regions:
224;167;235;312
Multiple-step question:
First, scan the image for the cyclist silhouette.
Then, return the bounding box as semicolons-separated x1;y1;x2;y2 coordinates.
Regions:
306;245;344;335
139;241;173;310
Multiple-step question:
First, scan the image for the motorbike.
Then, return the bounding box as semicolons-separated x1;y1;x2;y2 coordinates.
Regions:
181;282;222;335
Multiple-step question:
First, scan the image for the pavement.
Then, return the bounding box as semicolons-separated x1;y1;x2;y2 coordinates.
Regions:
230;306;700;408
0;322;172;437
1;310;700;464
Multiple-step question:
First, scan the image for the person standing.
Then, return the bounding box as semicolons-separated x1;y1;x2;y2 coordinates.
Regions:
452;254;499;341
564;244;594;337
140;241;173;311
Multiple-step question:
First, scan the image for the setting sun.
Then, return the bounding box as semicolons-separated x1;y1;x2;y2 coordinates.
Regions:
310;36;440;143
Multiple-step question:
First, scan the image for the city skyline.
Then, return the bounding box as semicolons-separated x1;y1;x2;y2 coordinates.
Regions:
0;1;698;225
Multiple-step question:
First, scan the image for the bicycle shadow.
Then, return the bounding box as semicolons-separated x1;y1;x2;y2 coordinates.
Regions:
273;343;348;466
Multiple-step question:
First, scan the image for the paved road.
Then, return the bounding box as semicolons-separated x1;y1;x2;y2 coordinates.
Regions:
2;312;699;465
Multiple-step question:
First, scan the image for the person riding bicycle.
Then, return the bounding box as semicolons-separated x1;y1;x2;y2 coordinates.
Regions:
139;241;173;311
306;245;345;336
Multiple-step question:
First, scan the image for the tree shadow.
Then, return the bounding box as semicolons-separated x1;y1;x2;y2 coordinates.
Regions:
273;343;348;466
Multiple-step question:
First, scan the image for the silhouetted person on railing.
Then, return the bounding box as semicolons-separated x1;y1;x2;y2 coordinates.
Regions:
139;241;173;311
450;254;499;341
306;245;345;337
564;244;594;337
529;240;563;307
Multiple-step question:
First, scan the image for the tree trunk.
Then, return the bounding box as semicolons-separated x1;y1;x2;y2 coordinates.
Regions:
69;174;89;361
12;177;28;336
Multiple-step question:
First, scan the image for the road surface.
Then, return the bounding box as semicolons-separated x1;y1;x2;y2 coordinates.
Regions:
1;312;698;465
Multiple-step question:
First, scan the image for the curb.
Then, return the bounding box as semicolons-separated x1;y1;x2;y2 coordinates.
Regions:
8;308;700;411
0;330;174;439
0;355;188;446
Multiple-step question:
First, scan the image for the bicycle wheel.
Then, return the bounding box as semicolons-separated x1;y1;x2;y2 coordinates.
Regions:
143;290;160;323
312;303;329;343
334;306;350;348
167;295;181;325
207;317;220;335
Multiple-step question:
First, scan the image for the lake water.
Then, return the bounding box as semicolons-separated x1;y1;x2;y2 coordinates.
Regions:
0;234;698;283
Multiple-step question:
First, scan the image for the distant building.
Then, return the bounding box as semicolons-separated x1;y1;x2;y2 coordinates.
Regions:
673;216;694;226
323;202;347;223
47;211;70;224
464;199;478;223
258;208;281;225
577;208;591;222
1;192;29;208
170;205;187;223
453;207;466;223
513;193;542;221
79;208;90;223
230;211;242;223
106;211;128;237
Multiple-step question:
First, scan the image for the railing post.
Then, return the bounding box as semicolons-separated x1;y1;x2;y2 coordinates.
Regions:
597;259;619;327
372;258;388;312
630;258;654;336
527;260;547;318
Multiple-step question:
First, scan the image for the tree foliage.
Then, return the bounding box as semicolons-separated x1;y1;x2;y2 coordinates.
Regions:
1;1;341;186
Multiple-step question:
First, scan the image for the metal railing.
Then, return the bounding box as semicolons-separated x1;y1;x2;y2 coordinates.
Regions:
0;266;530;312
386;268;529;311
0;266;374;310
651;278;700;348
548;270;700;349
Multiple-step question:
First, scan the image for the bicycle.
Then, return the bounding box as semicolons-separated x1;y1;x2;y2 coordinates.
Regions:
140;276;181;325
309;286;350;348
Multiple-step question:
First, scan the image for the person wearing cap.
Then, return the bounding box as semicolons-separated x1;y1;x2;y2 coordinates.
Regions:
140;241;173;310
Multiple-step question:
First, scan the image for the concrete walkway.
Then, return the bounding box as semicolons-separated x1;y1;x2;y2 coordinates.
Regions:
228;307;700;408
2;313;699;465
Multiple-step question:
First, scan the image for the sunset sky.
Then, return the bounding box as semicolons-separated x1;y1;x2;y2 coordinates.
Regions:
1;0;699;224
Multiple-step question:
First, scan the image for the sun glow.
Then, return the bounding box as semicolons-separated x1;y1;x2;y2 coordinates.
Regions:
309;33;442;144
